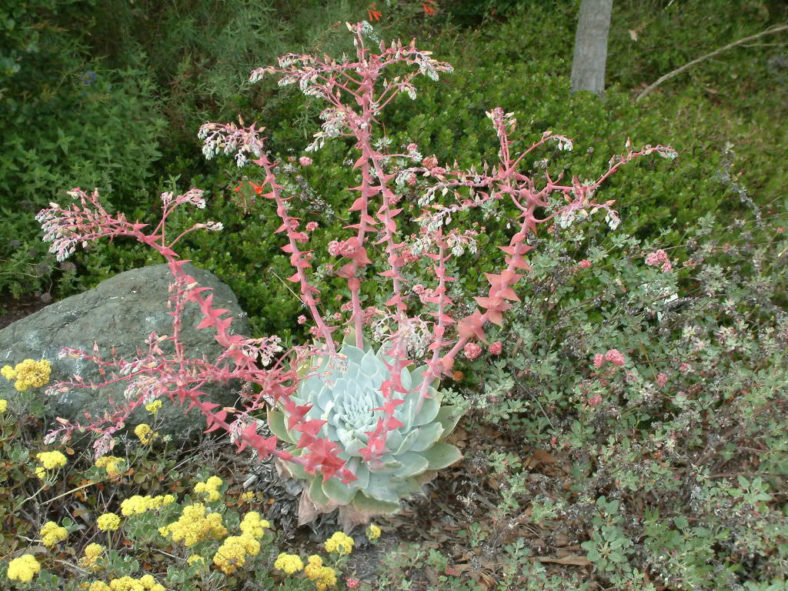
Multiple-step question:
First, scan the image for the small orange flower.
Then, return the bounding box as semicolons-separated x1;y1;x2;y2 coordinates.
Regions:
368;3;382;21
422;1;437;16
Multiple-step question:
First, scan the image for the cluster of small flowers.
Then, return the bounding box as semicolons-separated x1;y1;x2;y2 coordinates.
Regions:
213;532;261;575
120;493;176;516
134;423;157;445
86;574;165;591
593;349;626;368
0;398;6;413
79;542;104;569
198;121;265;167
144;399;162;415
324;531;354;555
35;450;67;480
158;503;227;546
40;521;68;547
463;342;482;360
97;513;121;532
6;554;40;583
194;475;223;502
645;248;673;273
327;238;360;257
1;358;51;391
304;555;338;590
95;455;124;477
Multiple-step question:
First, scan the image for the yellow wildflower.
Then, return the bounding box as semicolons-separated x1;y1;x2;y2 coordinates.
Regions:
7;554;41;583
240;491;256;502
212;533;261;575
144;400;162;415
95;455;124;476
304;554;324;579
158;503;227;547
239;511;270;539
274;552;304;574
36;450;67;469
79;543;105;569
120;494;175;517
187;555;205;567
106;575;164;591
133;423;156;445
0;398;7;413
3;359;51;391
194;475;223;502
40;520;68;546
88;582;111;591
0;365;15;380
324;531;354;555
97;513;121;531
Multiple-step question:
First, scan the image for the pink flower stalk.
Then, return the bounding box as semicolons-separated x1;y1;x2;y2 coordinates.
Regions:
489;341;502;355
593;353;605;368
35;22;676;488
645;249;673;273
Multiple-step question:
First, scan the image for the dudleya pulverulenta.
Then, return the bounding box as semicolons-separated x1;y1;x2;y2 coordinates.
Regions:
268;333;463;525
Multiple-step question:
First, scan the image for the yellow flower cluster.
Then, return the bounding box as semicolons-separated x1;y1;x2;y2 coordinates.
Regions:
97;512;121;532
40;521;68;546
212;533;261;575
304;555;338;590
239;511;270;539
35;450;67;479
120;494;176;517
240;491;257;502
324;531;354;555
95;455;125;476
186;555;205;567
367;524;381;540
87;574;165;591
1;359;51;391
193;475;223;502
133;423;156;445
144;400;162;415
158;503;227;547
79;542;105;569
274;553;304;574
0;398;7;413
7;554;41;583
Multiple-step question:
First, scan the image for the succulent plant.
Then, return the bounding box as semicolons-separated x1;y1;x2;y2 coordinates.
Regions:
267;335;463;525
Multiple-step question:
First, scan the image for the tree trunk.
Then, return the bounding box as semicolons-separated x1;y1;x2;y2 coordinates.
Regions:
570;0;614;95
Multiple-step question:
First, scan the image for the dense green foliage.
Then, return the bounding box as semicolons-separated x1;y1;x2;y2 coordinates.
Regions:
0;1;785;589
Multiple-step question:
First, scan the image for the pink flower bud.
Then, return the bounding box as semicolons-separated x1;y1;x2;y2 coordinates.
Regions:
297;315;307;325
463;342;482;360
489;341;502;355
593;353;605;368
656;373;668;387
579;259;591;269
604;349;625;366
298;156;312;166
306;221;318;232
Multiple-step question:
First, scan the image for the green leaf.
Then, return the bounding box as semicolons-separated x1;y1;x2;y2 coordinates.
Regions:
435;405;464;437
422;442;462;470
267;408;294;444
323;477;355;505
352;493;401;516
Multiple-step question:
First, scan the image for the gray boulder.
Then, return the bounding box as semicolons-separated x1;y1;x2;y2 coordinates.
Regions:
0;263;250;445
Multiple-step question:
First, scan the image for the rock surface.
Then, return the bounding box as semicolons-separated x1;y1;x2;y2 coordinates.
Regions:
0;263;250;444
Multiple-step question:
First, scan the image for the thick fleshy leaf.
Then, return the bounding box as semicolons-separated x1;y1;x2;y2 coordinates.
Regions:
435;405;464;438
267;408;295;444
413;396;440;426
410;422;444;452
323;477;355;505
394;429;420;455
393;452;429;478
364;473;402;503
422;442;462;470
351;493;401;516
309;476;331;506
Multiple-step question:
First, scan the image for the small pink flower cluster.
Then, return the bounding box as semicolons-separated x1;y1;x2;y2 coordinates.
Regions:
593;349;626;368
579;259;592;269
463;343;482;360
645;249;672;273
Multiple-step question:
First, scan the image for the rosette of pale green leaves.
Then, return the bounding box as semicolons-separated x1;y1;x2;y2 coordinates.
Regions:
268;334;463;522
